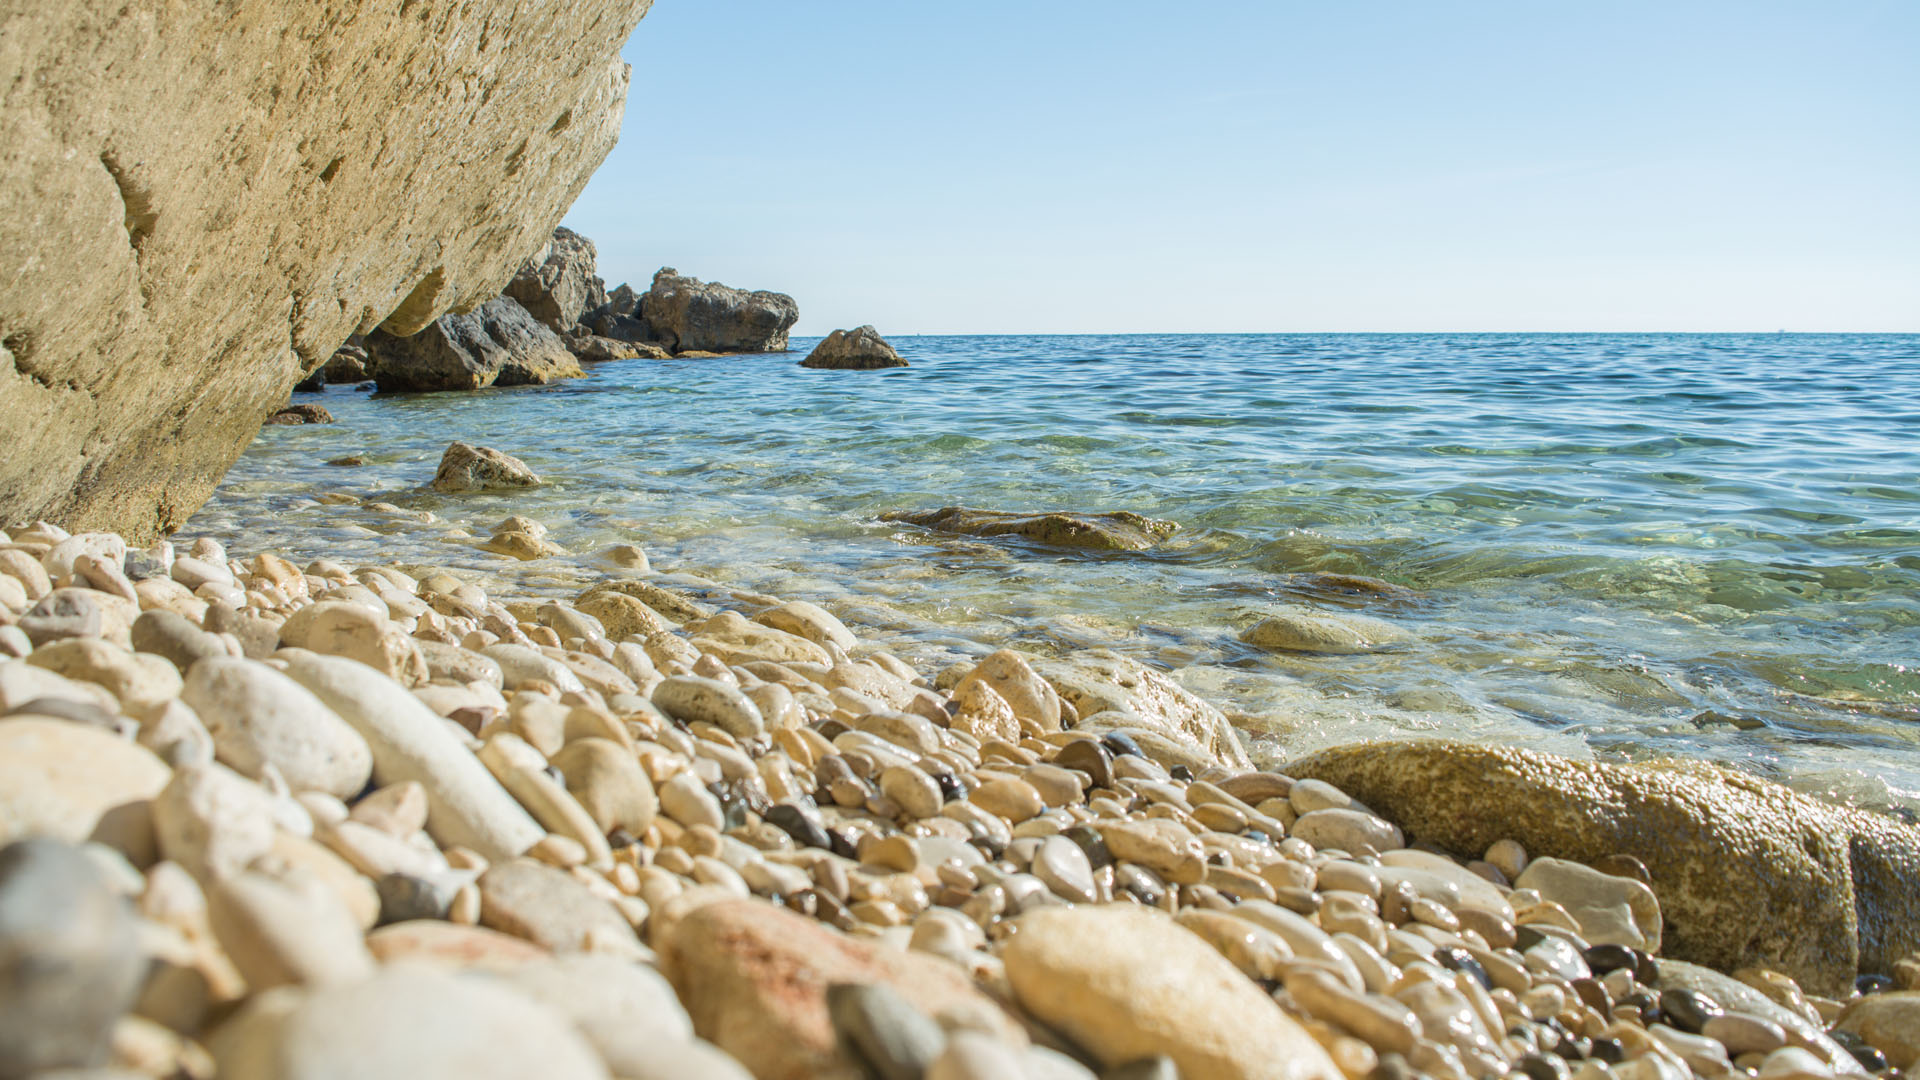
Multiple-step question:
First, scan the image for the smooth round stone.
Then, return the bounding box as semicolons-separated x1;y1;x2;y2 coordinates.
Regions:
1239;607;1407;655
827;982;946;1080
1032;835;1097;903
1834;991;1920;1068
549;738;657;835
131;609;228;673
183;657;373;799
659;772;726;831
1290;808;1403;853
20;589;105;645
502;955;695;1076
481;643;586;694
1052;738;1114;789
765;804;832;850
0;719;171;865
206;866;377;990
1517;857;1662;952
476;857;643;958
0;838;146;1076
652;675;765;739
26;637;180;715
1289;778;1355;815
211;966;609;1080
927;1033;1032;1080
971;778;1045;823
1024;764;1084;808
1658;987;1724;1033
879;765;943;820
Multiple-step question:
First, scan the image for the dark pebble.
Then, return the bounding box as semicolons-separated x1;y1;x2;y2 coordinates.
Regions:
1436;947;1492;990
1054;738;1115;790
766;804;832;851
1064;825;1115;870
1099;732;1144;759
1571;977;1610;1015
1831;1032;1889;1072
1590;1039;1624;1065
816;719;850;741
1514;926;1548;953
1582;943;1638;976
934;772;965;803
827;829;859;861
1656;988;1721;1034
607;827;638;850
1856;973;1895;995
1169;765;1195;782
376;872;456;924
1518;1053;1570;1080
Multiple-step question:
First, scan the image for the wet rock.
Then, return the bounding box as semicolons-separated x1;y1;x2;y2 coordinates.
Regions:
882;506;1178;552
1002;904;1341;1080
366;296;585;392
208;966;608;1080
1239;606;1409;654
641;267;799;354
1516;856;1662;952
1288;739;1920;995
266;403;335;425
1834;991;1920;1069
430;441;542;493
659;898;1023;1080
800;325;909;370
1032;650;1250;770
0;719;170;864
0;839;146;1076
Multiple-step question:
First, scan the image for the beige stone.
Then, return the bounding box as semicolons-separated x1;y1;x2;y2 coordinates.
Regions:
1032;650;1250;769
1003;905;1341;1080
1834;991;1920;1068
0;0;656;538
0;718;170;865
1515;856;1661;952
1289;739;1920;995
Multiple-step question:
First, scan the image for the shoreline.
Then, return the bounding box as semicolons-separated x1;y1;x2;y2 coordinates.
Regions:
2;510;1916;1077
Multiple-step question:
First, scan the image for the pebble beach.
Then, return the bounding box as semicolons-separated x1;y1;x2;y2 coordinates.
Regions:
2;447;1917;1078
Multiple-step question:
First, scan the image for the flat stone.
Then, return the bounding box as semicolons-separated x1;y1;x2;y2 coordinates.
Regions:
0;838;146;1076
659;898;1024;1080
0;718;170;865
753;601;858;651
477;857;643;958
482;644;586;694
1032;834;1097;903
1001;904;1341;1080
281;651;543;861
879;764;943;820
652;675;764;739
209;966;607;1080
1239;607;1408;654
20;588;105;645
1291;808;1404;854
1290;739;1920;995
182;656;373;798
150;763;279;877
1516;856;1662;952
881;507;1178;552
26;637;181;715
549;737;657;835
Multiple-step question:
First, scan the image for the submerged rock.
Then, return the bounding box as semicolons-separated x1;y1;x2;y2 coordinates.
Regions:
882;506;1179;552
1239;606;1408;654
641;267;799;354
365;296;585;392
800;325;908;370
0;0;655;539
1286;739;1920;994
266;403;335;425
431;442;542;493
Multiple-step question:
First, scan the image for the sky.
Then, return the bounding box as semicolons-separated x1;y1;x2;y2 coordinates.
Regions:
563;1;1920;335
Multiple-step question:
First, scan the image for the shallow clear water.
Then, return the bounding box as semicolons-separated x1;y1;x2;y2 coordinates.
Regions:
191;333;1920;810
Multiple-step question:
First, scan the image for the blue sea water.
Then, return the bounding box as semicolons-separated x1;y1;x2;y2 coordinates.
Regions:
192;333;1920;809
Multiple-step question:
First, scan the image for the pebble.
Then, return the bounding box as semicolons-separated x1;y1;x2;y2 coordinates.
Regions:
0;838;146;1075
828;982;948;1080
653;674;766;739
502;955;696;1075
476;857;644;958
27;636;182;715
972;777;1046;823
550;736;658;834
1033;834;1098;903
131;609;230;673
928;1033;1035;1080
181;656;373;798
0;718;171;864
205;863;377;989
880;763;944;819
1290;807;1404;854
1517;857;1662;952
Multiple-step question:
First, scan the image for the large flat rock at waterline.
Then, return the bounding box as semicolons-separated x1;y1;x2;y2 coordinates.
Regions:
1285;738;1920;995
0;0;656;540
881;506;1180;551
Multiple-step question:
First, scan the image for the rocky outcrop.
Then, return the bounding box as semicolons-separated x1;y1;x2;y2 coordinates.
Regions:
1285;739;1920;995
800;326;908;370
364;298;585;393
0;0;656;540
641;268;799;354
585;283;653;344
881;507;1180;551
505;227;607;336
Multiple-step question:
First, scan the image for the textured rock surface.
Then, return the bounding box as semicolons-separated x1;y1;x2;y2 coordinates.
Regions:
0;0;655;538
1031;650;1250;769
432;442;541;494
881;506;1180;551
1287;739;1920;994
505;227;607;335
641;268;799;354
364;296;585;392
800;325;908;370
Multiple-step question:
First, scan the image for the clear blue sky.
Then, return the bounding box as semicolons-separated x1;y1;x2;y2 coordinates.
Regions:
563;2;1919;334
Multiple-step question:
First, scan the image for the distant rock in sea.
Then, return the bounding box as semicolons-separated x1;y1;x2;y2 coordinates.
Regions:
640;268;799;355
800;325;908;370
881;506;1180;551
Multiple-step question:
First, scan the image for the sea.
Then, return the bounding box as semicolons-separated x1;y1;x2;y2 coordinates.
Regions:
189;333;1920;814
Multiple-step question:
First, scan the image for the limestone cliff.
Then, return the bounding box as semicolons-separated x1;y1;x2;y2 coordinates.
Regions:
0;0;655;540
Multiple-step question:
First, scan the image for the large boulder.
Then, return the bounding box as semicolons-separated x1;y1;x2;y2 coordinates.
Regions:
799;325;908;370
640;267;798;354
505;226;607;335
0;0;656;540
1285;739;1920;995
881;506;1179;551
364;296;585;392
584;282;655;344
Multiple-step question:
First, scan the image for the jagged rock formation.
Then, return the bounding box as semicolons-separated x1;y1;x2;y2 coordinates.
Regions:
641;268;799;354
363;298;586;393
506;227;608;336
0;0;657;540
881;507;1181;552
800;325;908;370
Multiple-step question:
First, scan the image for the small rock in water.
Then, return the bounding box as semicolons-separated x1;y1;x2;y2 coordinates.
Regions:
326;455;366;466
266;403;335;424
1238;606;1408;655
799;325;909;370
0;838;146;1076
430;441;542;493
